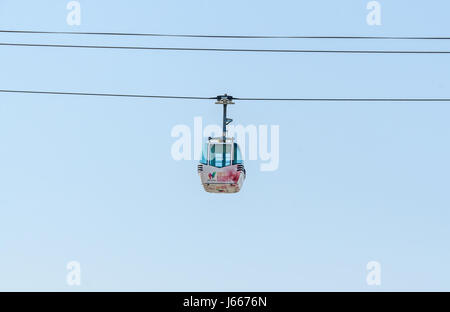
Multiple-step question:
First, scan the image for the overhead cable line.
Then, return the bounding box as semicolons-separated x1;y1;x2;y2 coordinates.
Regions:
234;97;450;101
1;42;450;54
1;29;450;40
0;89;214;100
1;89;450;102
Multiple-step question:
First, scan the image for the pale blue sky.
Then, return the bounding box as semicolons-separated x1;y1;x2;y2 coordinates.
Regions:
0;0;450;291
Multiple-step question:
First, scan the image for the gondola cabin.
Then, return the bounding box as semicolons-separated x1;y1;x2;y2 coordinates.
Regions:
197;94;246;193
198;137;246;193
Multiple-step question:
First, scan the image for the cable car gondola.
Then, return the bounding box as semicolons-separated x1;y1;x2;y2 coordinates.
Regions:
198;95;246;193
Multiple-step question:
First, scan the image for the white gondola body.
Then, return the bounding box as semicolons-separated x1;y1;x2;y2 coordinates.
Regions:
198;137;246;193
198;163;246;193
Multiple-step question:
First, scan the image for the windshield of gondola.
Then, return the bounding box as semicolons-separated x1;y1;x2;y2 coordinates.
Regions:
209;143;232;168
